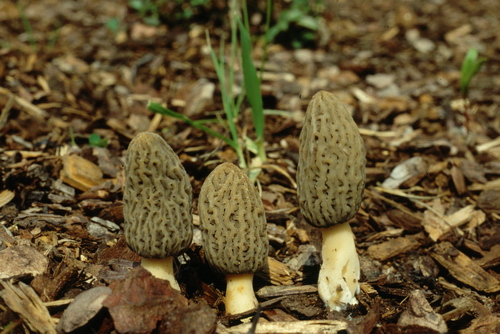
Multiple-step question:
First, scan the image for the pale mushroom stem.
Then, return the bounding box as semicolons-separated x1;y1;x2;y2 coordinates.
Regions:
225;273;258;315
140;256;180;291
318;222;360;311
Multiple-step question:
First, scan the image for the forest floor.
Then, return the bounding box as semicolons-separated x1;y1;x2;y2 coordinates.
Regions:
0;0;499;333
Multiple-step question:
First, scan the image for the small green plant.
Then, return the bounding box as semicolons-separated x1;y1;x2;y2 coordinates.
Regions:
105;17;121;35
149;0;266;179
88;133;109;148
460;48;487;98
129;0;210;25
128;0;165;26
267;0;322;49
17;2;37;51
172;0;210;20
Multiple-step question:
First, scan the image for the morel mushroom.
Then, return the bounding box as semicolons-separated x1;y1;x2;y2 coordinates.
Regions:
296;91;366;311
123;132;193;290
198;162;268;315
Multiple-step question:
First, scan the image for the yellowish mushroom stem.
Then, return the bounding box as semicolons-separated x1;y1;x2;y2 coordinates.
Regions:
225;273;258;315
318;222;360;311
140;256;180;291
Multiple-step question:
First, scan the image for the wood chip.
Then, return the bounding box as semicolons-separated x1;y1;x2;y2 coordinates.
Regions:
451;165;466;195
256;285;317;299
0;281;57;334
57;286;112;334
0;189;15;208
431;242;500;293
475;244;500;269
0;245;48;279
262;308;298;322
258;257;296;286
367;235;420;261
60;154;104;191
477;187;500;214
0;86;49;119
422;201;477;241
460;314;500;334
219;319;348;334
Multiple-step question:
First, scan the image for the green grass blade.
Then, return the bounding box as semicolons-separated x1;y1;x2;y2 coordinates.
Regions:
238;17;264;140
148;101;236;149
460;48;487;97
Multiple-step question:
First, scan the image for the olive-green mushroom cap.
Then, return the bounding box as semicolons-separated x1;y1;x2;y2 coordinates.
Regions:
198;163;268;275
297;91;366;228
123;132;193;258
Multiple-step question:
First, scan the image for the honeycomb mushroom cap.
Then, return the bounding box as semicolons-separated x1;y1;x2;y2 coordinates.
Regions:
123;132;193;258
297;91;366;228
198;163;268;275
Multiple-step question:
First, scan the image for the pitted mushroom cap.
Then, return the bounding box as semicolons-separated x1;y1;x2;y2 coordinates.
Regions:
198;163;268;275
123;132;193;258
297;91;366;228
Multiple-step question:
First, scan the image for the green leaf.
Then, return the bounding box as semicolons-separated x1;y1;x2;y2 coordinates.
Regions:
105;17;120;33
89;133;108;147
460;48;487;97
128;0;144;11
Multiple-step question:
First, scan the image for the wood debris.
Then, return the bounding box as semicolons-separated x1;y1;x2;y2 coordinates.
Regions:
431;242;500;293
60;154;104;191
0;281;57;334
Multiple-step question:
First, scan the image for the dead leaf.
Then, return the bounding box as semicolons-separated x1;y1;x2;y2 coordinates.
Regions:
382;156;427;189
102;266;188;333
398;290;447;333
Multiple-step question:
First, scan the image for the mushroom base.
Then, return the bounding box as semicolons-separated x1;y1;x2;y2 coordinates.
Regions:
140;256;180;291
318;222;360;311
225;273;258;316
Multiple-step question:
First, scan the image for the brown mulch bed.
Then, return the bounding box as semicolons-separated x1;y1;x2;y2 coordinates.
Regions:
0;0;499;333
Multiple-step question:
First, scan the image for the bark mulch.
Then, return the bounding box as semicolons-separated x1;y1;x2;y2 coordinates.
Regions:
0;0;499;333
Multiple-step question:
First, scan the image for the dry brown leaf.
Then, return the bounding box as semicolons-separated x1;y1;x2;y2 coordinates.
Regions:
398;290;447;333
102;266;216;334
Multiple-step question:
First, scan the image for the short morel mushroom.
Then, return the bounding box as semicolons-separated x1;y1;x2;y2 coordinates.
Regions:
296;91;366;311
123;132;193;290
198;162;268;316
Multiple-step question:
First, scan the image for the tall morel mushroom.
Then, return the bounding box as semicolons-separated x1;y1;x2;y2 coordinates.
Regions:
296;91;366;311
198;162;268;316
123;132;193;290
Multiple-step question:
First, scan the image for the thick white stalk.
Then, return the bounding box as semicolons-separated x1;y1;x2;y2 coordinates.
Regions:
141;256;180;291
225;273;258;315
318;222;360;311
